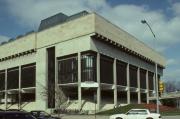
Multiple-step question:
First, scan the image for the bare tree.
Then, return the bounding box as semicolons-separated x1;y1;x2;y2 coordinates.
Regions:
38;82;67;117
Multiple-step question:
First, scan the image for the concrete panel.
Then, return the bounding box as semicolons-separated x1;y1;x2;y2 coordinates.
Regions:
0;33;36;59
0;53;36;70
94;14;166;67
35;48;47;110
55;35;92;57
37;14;95;49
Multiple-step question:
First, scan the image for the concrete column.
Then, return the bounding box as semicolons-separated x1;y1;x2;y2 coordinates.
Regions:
36;48;47;110
5;69;7;110
78;52;82;110
146;71;149;104
113;58;117;107
55;57;58;108
18;66;21;110
126;63;130;104
137;67;141;104
153;73;156;94
97;53;101;110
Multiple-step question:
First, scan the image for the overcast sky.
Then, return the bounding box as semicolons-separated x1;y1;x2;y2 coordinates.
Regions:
0;0;180;82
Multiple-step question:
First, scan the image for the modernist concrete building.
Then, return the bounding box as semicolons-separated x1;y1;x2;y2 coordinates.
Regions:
0;11;165;112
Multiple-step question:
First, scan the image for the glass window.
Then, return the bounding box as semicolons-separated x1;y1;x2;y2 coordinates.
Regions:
81;53;96;82
0;71;5;91
58;56;78;84
140;69;146;89
149;72;154;90
117;61;127;86
7;67;19;90
129;65;137;88
126;110;147;115
21;63;36;88
100;55;113;84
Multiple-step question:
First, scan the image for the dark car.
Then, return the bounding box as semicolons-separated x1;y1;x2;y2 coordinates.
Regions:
0;111;36;119
30;110;60;119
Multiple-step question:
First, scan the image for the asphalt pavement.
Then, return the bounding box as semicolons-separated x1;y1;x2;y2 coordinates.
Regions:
60;115;180;119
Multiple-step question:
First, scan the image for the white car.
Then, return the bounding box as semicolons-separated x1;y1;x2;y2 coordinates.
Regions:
109;109;162;119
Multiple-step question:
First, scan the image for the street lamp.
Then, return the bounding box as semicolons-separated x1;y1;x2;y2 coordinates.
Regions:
141;19;160;113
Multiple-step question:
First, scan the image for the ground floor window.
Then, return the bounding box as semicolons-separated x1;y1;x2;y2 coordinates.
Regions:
21;93;35;102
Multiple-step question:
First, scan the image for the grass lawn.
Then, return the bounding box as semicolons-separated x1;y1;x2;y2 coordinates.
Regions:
97;104;180;116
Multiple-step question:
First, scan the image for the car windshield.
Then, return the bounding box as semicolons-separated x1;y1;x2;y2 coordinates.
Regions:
126;110;148;115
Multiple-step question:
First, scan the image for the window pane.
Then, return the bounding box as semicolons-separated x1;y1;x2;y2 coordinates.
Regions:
81;53;96;82
117;61;127;86
58;56;78;84
21;63;36;88
100;55;113;84
129;65;137;88
149;72;154;90
140;69;146;89
0;71;5;91
7;67;19;90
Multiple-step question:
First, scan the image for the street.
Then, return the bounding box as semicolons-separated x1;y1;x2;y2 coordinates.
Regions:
61;115;180;119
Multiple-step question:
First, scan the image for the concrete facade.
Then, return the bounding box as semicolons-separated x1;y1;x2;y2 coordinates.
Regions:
0;11;165;112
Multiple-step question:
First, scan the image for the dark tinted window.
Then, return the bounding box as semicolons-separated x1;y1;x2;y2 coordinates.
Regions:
58;55;78;84
6;113;35;119
0;71;5;91
81;53;96;82
100;55;113;84
129;65;137;88
21;63;36;88
7;67;19;89
117;61;127;86
149;72;154;90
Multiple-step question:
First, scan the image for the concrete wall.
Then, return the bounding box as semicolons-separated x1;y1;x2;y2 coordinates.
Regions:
0;53;36;70
0;33;36;59
35;48;47;110
36;14;95;49
55;34;92;57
